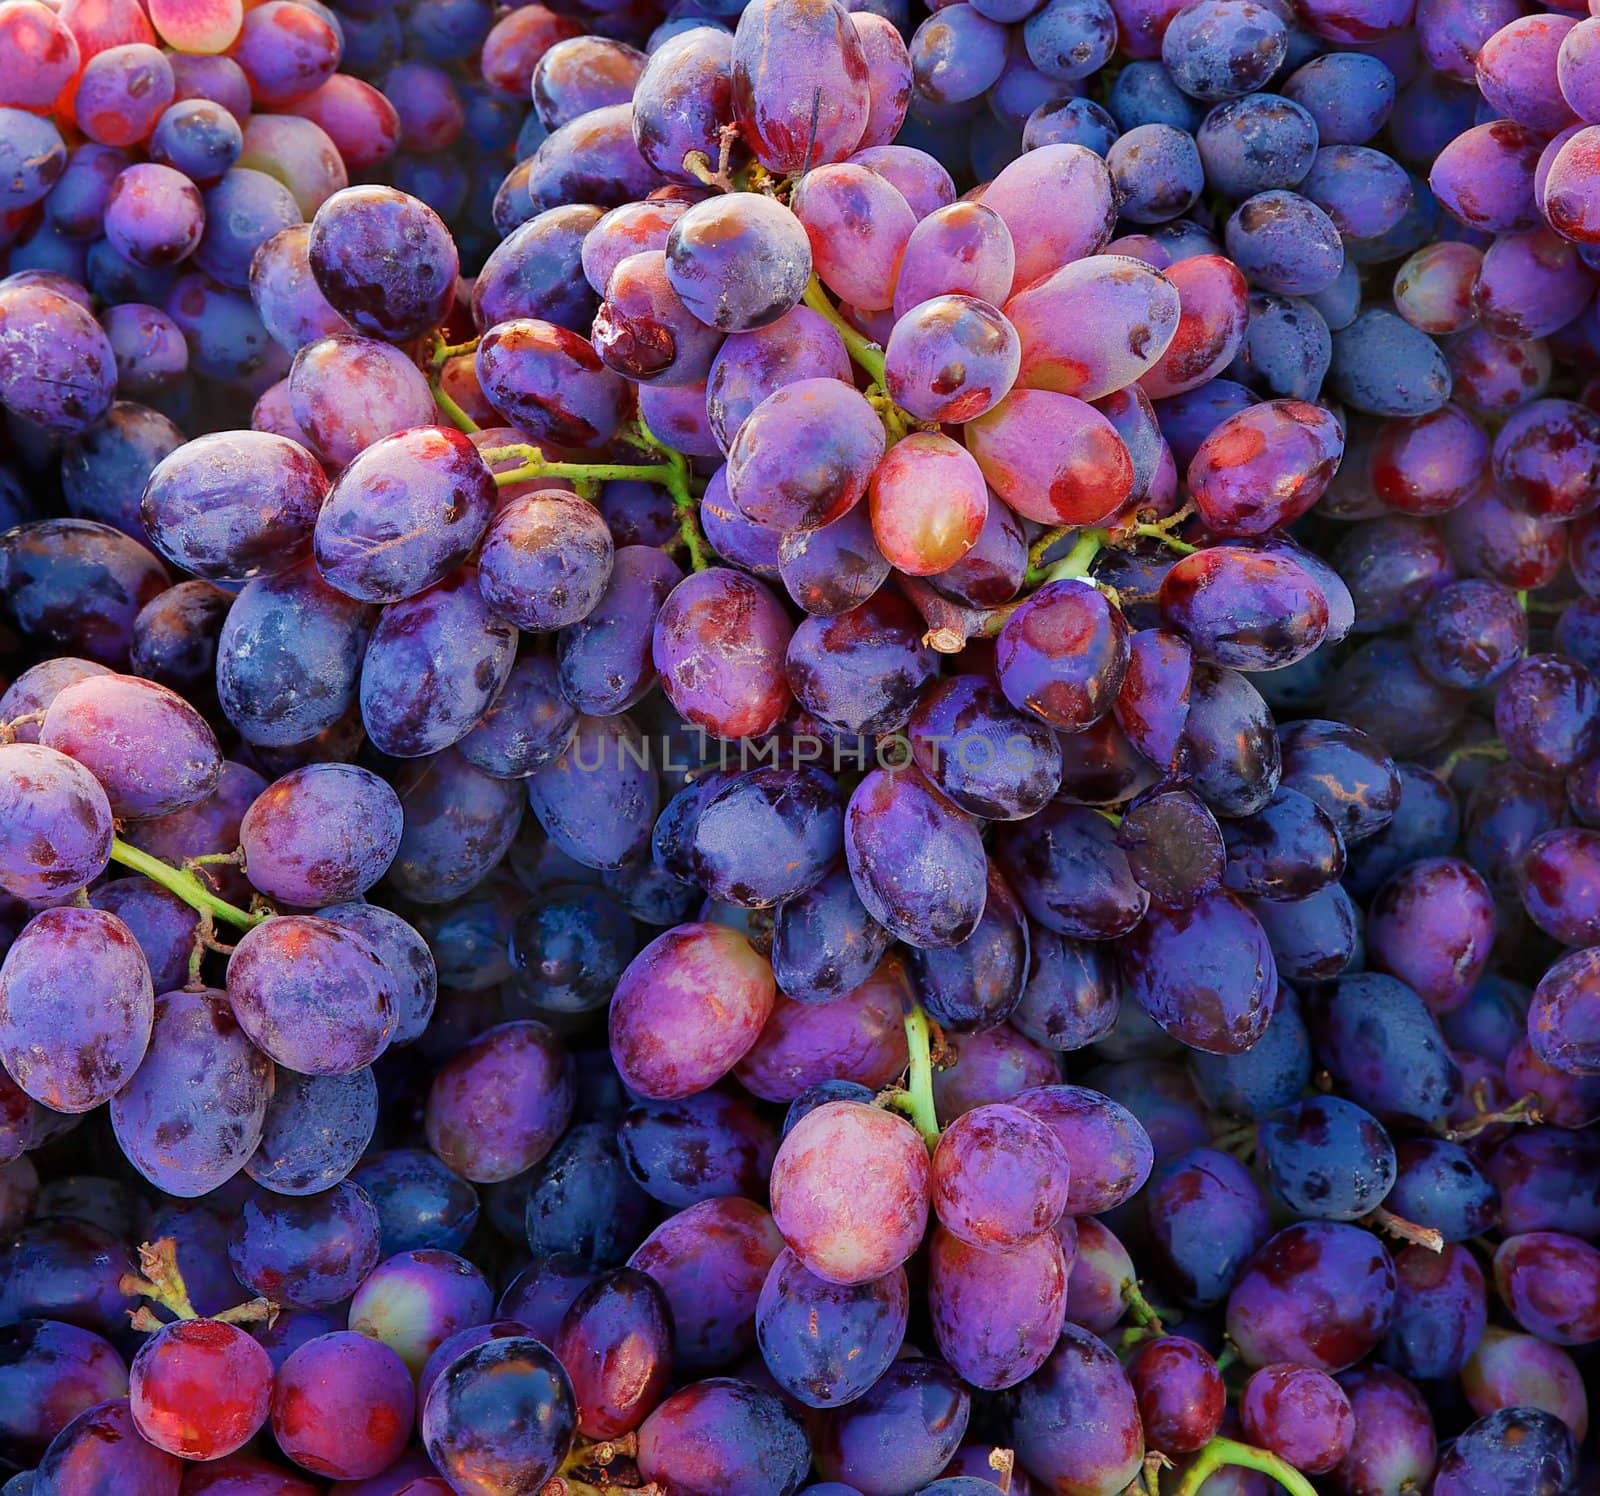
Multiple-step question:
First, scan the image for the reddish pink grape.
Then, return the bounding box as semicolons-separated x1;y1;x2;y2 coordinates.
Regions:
852;12;912;147
931;1103;1071;1249
1491;398;1600;519
892;200;1015;317
1429;119;1544;233
1393;241;1483;335
868;432;987;575
1240;1363;1356;1474
0;0;81;109
610;923;776;1100
554;1268;674;1438
996;578;1129;729
283;75;401;172
1544;125;1600;242
967;389;1134;524
1473;228;1594;340
1494;1231;1600;1344
793;163;916;312
653;567;794;740
130;1319;272;1461
851;142;957;218
980;143;1116;295
476;316;627;448
1462;1327;1589;1437
271;1331;414;1480
592;248;723;386
731;0;871;173
769;1100;929;1285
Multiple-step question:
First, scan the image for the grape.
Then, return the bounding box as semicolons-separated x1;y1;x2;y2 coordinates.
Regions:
1261;1095;1395;1221
1492;398;1600;520
653;568;794;739
287;333;435;468
816;1358;971;1495
844;766;987;949
351;1149;478;1258
474;205;602;336
0;742;113;902
907;675;1061;821
75;43;175;148
1493;1231;1600;1345
1278;719;1401;844
1379;1240;1488;1381
931;1103;1070;1248
1008;1324;1142;1496
0;1;80;109
271;1331;414;1481
129;1319;271;1462
884;294;1020;424
226;914;394;1075
788;591;937;735
359;567;518;758
1013;1084;1153;1214
1239;1363;1355;1474
706;306;850;453
0;906;153;1113
793;165;915;314
756;1248;907;1408
1143;1147;1270;1309
735;957;911;1101
247;1065;377;1196
629;1196;783;1369
1128;1336;1225;1455
1436;1408;1577;1496
770;1101;929;1285
553;1268;672;1438
617;1090;774;1210
386;749;525;906
0;282;117;435
769;864;895;1005
781;502;892;614
110;988;273;1197
32;1399;181;1496
1462;1327;1589;1438
929;1225;1068;1392
525;713;659;870
630;28;739;184
0;1320;128;1468
425;1019;574;1183
609;922;775;1099
731;0;870;173
1219;787;1345;901
851;143;957;218
893;202;1014;318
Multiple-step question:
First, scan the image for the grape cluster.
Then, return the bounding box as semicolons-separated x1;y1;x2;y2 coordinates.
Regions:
0;0;1598;1491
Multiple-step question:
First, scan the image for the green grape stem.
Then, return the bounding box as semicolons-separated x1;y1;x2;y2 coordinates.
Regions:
801;277;888;387
108;839;267;931
899;1000;942;1147
1174;1436;1319;1496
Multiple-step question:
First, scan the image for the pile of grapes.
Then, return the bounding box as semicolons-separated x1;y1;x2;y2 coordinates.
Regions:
1;0;1600;1489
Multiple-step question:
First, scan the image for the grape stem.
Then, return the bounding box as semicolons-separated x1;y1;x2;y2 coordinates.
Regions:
1365;1205;1445;1253
898;1000;942;1147
1043;528;1106;584
1121;1279;1166;1333
800;276;887;386
1130;522;1199;555
120;1238;277;1331
432;377;481;436
1436;739;1510;780
108;839;268;931
1174;1436;1319;1496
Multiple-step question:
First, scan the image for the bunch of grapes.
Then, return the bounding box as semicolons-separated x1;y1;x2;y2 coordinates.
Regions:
0;0;1598;1490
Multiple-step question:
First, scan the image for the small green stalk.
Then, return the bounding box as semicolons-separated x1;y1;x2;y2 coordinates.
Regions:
1122;1279;1166;1333
432;378;480;435
1131;522;1199;555
801;277;887;386
1174;1437;1319;1496
109;839;267;931
1436;739;1510;780
898;1001;942;1147
629;416;709;572
481;445;681;489
120;1238;275;1332
1044;528;1108;585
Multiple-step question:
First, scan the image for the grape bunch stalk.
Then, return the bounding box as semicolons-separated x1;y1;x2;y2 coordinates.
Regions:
0;0;1599;1490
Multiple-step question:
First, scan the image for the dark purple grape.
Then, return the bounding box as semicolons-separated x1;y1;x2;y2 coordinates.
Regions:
1261;1095;1395;1222
523;1121;651;1266
61;401;184;541
32;1399;181;1496
1310;972;1461;1127
558;545;683;717
246;1066;377;1197
359;567;518;759
907;863;1029;1031
1495;652;1600;775
995;579;1128;732
1277;718;1401;844
0;1321;129;1469
816;1358;971;1495
1220;786;1345;901
228;1181;381;1310
474;203;602;334
1182;663;1281;817
0;1219;135;1339
351;1148;479;1258
756;1248;908;1408
780;503;891;617
0;743;113;903
1146;1147;1270;1309
525;714;659;871
238;763;401;906
1365;856;1495;1013
908;675;1062;821
1343;761;1460;900
995;802;1148;941
1433;1408;1576;1496
307;185;457;343
1188;987;1311;1117
845;765;987;949
1007;1323;1142;1496
686;765;843;909
769;863;895;1006
0;282;117;435
1159;544;1330;670
1381;1241;1488;1380
631;27;740;186
477;316;627;448
787;591;937;738
618;1089;777;1209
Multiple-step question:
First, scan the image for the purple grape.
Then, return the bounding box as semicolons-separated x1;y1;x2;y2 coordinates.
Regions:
425;1019;574;1183
226;914;395;1075
1008;1324;1142;1496
229;1181;381;1310
1434;1408;1575;1496
631;27;740;185
287;333;435;468
629;1196;784;1369
1381;1241;1488;1379
0;743;113;902
0;281;117;435
639;1377;810;1496
32;1399;181;1496
0;906;153;1113
929;1225;1068;1391
271;1331;414;1481
238;763;401;906
816;1358;972;1496
1013;1083;1154;1214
